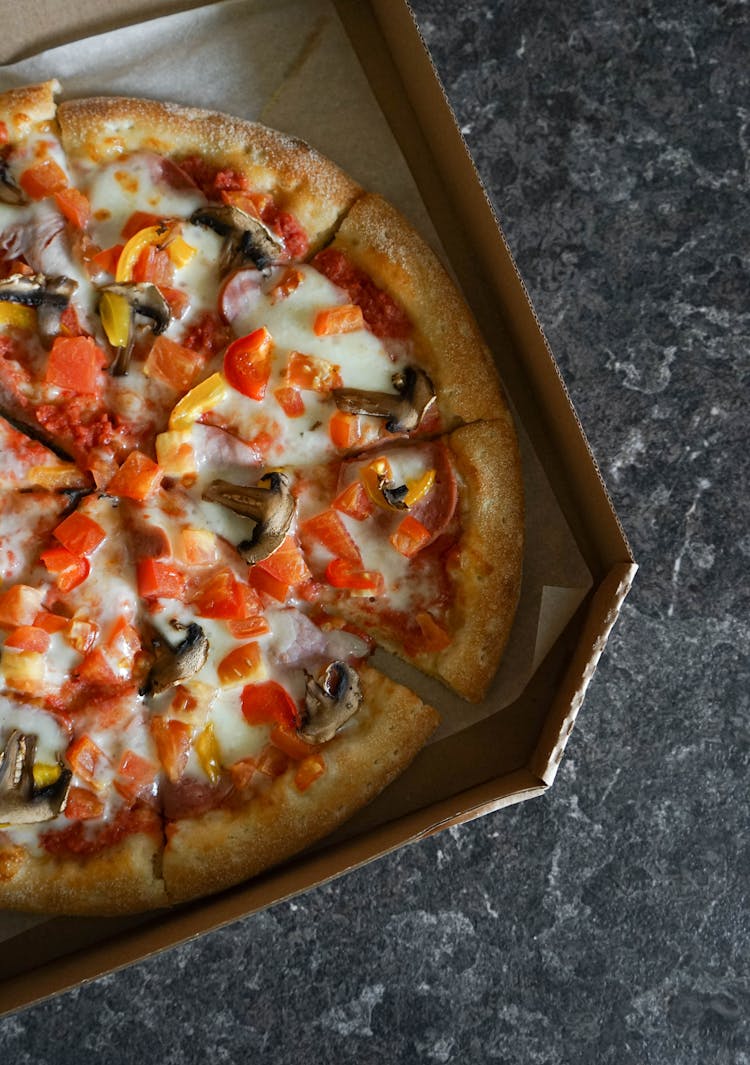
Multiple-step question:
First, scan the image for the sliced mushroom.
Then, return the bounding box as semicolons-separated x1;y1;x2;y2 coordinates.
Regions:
298;662;363;744
332;366;436;434
0;273;77;346
0;157;25;206
98;282;171;376
0;730;71;825
202;471;295;566
0;407;74;462
190;205;282;273
141;622;209;697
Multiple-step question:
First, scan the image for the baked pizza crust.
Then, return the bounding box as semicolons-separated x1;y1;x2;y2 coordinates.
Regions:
0;80;59;132
0;830;167;916
161;664;438;905
325;193;508;429
57;96;363;252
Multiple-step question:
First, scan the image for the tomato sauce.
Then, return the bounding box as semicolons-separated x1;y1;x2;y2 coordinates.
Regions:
312;248;412;339
41;804;159;858
182;311;233;358
36;399;118;455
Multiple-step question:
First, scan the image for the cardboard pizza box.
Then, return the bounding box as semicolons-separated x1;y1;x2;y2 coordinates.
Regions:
0;0;636;1015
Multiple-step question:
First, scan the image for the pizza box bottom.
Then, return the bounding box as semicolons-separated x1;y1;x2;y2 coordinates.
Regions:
0;0;636;1016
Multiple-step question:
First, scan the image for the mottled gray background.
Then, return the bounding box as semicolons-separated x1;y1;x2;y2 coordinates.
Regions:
1;0;748;1061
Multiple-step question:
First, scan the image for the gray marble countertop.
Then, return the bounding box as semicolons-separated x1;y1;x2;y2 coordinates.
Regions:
1;1;747;1062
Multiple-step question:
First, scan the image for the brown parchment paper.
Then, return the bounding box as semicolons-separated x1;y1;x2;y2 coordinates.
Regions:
0;0;591;940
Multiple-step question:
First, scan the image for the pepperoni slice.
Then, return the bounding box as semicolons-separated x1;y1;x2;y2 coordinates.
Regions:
219;268;263;323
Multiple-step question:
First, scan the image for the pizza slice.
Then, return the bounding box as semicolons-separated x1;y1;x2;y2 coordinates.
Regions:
293;418;524;701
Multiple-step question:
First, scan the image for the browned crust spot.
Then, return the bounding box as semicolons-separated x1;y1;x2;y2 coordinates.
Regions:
57;96;362;252
162;664;438;905
0;832;167;916
0;80;59;137
326;193;508;428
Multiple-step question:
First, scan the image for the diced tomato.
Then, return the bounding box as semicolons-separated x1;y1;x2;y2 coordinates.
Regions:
255;536;311;586
137;559;186;601
44;336;105;394
333;480;374;521
121;211;162;240
59;303;83;337
0;122;8;147
65;618;98;655
269;267;304;303
270;723;318;761
274;385;305;417
227;615;270;639
75;647;118;686
390;514;432;558
91;244;123;275
132;244;173;287
20;159;68;200
150;716;192;783
313;304;364;336
64;785;104;821
143;335;204;392
54;187;91;229
248;565;289;604
53;511;106;557
329;411;363;450
241;680;299;728
286;351;342;392
325;558;384;595
106;617;141;671
178;528;218;567
40;546;90;592
256;745;289;779
301;510;362;564
33;610;69;634
414;611;452;652
66;734;106;783
159;286;190;319
217;642;264;686
106;451;163;501
294;753;325;792
191;568;245;619
4;626;50;653
223;327;273;400
113;750;159;804
247;429;274;458
0;585;44;628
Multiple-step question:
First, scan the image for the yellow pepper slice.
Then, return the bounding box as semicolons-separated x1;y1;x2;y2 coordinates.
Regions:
32;763;62;789
28;464;89;490
167;234;196;268
403;468;436;507
0;304;36;330
195;723;221;784
116;224;171;283
99;290;131;348
168;372;228;430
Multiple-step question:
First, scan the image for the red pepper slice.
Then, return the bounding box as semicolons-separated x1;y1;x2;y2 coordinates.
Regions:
224;327;272;400
40;547;90;592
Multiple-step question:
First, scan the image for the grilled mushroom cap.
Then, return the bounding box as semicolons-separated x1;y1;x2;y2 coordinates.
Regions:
298;662;363;744
0;730;71;825
141;622;209;696
202;471;295;566
98;282;171;376
0;158;25;205
0;273;77;347
190;205;282;273
332;366;436;434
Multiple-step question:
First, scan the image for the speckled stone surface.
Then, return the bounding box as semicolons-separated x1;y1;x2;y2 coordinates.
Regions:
1;1;748;1061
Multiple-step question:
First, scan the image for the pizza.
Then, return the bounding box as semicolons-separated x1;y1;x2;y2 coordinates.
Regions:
0;81;523;915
